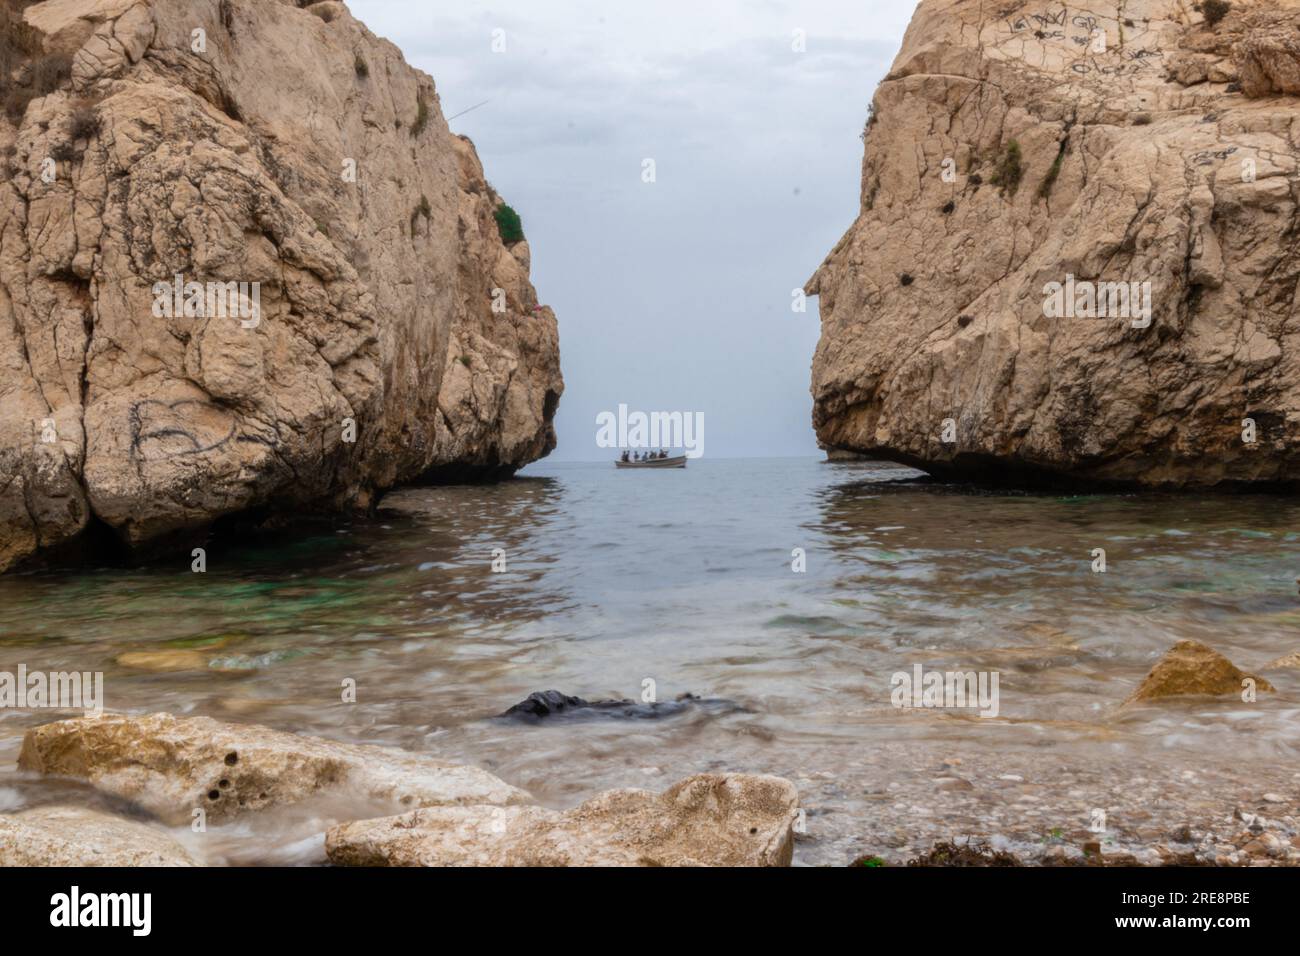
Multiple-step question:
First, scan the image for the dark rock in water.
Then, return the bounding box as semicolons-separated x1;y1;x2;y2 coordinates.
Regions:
499;690;590;719
497;690;746;723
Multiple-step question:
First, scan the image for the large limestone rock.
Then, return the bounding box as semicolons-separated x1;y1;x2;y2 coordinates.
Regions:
18;712;532;824
1127;639;1273;702
0;804;195;865
325;773;800;867
807;0;1300;487
1236;6;1300;95
0;0;562;571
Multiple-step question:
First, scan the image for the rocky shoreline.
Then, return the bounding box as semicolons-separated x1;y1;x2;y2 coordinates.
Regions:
829;742;1300;868
4;639;1296;866
3;711;799;866
2;0;1298;872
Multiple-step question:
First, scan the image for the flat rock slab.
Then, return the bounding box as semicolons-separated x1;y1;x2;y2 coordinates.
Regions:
19;713;531;825
497;689;749;722
1128;640;1273;703
325;773;800;867
0;805;195;866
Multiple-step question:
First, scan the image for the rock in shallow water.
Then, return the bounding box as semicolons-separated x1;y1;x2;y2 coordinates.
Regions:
18;713;531;825
325;773;799;867
0;805;195;866
1263;651;1300;670
1127;640;1273;703
115;650;211;673
497;689;748;722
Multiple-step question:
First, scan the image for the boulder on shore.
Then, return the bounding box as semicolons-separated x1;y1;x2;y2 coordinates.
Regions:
0;805;195;866
325;773;800;867
18;712;531;825
1127;640;1274;703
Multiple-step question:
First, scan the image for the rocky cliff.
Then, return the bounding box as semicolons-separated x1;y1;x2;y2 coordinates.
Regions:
808;0;1300;488
0;0;561;571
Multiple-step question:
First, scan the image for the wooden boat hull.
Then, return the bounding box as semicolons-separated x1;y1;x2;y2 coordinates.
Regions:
615;455;687;468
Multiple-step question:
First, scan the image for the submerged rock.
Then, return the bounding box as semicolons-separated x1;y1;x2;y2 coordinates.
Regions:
115;650;210;673
1127;640;1274;703
0;805;195;866
1263;651;1300;669
807;0;1300;488
0;0;562;572
325;773;799;866
497;689;747;722
18;713;531;825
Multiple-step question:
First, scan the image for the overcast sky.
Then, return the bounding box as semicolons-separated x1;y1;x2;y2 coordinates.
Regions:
350;1;915;460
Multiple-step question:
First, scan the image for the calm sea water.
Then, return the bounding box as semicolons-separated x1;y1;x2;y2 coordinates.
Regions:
3;457;1299;864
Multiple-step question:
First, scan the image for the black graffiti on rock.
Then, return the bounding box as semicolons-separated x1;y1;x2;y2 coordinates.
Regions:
129;399;238;462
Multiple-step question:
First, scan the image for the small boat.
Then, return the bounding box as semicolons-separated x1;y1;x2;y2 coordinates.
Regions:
615;454;687;469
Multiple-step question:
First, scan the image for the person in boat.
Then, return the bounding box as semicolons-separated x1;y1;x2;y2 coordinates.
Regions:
620;450;629;462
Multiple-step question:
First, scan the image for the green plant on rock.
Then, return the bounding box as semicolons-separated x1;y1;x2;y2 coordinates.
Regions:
1200;0;1231;27
990;139;1024;197
494;203;525;245
1037;140;1067;199
411;92;429;137
860;101;877;143
67;102;100;141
